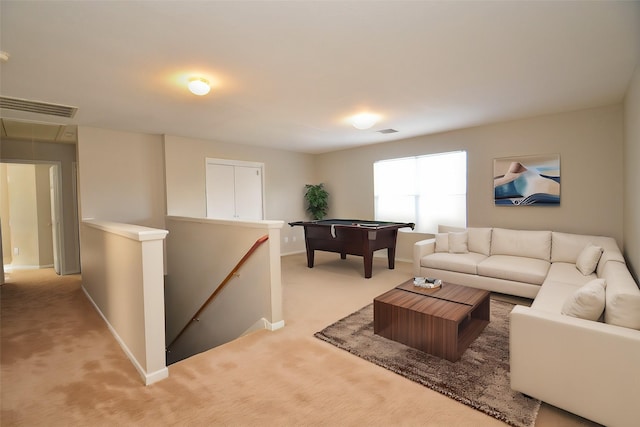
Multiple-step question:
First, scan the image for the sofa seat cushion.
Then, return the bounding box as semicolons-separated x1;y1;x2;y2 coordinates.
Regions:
477;255;550;285
545;262;596;287
420;252;487;275
531;280;582;313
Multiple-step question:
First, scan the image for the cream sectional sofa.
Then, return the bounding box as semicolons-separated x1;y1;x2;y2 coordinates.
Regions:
413;227;640;427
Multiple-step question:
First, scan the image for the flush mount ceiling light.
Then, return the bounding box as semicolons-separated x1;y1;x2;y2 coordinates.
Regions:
188;77;211;96
350;112;380;130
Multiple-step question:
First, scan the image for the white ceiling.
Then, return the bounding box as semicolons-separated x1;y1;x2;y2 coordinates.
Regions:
1;1;639;154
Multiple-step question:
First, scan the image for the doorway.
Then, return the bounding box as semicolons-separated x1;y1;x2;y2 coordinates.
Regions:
0;161;64;275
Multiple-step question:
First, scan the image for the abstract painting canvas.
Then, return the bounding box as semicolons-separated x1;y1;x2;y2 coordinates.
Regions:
494;154;560;206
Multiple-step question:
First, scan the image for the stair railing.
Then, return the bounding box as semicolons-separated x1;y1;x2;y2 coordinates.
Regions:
166;234;269;353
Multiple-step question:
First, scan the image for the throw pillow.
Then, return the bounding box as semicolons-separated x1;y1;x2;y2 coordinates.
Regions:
576;244;604;275
467;227;492;256
435;233;449;253
561;279;607;321
448;231;469;254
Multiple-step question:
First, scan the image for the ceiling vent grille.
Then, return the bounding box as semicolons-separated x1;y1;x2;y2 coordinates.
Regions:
0;96;78;118
377;128;398;134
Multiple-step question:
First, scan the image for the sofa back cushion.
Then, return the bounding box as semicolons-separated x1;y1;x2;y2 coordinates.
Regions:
602;260;640;330
490;228;551;261
467;227;492;256
551;232;624;276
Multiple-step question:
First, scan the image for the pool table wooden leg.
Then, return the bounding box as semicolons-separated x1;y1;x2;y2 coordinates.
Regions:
306;247;314;268
388;247;396;269
363;252;373;278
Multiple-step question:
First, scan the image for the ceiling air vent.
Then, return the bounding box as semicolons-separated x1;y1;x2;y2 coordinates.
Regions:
0;96;78;118
377;128;398;134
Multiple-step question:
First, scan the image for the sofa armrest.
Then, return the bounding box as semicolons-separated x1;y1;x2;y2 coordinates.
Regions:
510;305;640;427
413;238;435;276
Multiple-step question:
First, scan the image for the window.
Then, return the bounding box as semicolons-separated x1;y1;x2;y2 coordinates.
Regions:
374;151;467;233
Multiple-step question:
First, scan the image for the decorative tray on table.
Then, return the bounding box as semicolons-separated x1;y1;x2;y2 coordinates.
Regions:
413;277;442;289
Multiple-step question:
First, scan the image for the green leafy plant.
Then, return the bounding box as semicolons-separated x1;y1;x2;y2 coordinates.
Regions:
304;183;329;220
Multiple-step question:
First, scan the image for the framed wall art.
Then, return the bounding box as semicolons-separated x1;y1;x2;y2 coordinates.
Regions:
493;154;560;206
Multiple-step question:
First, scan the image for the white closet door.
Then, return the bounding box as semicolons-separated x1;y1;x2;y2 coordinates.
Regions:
206;159;264;220
234;166;263;220
206;164;235;219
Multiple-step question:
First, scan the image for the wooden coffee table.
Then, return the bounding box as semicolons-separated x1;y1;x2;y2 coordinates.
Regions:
373;280;490;362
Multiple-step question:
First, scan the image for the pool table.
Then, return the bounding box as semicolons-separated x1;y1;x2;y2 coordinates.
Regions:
288;219;415;278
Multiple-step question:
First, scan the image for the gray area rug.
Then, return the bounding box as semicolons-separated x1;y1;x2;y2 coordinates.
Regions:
314;298;540;427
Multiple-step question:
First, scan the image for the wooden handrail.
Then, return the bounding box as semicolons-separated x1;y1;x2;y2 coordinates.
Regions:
166;234;269;352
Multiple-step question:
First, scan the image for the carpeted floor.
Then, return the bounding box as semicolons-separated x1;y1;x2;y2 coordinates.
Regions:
315;299;540;427
1;253;601;426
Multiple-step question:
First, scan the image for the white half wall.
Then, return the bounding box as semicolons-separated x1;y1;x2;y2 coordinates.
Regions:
80;220;168;385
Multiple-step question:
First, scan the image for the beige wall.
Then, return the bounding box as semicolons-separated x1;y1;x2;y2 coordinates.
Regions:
624;64;640;281
0;140;80;274
77;129;316;258
316;104;625;259
164;135;315;254
76;102;635;272
77;127;166;229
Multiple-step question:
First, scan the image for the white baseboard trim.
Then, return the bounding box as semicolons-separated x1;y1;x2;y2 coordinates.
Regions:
267;319;286;331
4;265;40;271
145;366;169;385
81;286;168;385
242;317;286;336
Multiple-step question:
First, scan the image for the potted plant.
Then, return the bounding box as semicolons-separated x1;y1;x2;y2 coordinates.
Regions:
304;183;329;220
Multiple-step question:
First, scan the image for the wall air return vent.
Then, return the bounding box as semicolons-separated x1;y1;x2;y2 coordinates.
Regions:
377;128;398;134
0;96;78;118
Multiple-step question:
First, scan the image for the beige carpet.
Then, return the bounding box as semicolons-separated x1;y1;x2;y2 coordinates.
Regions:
1;253;600;426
